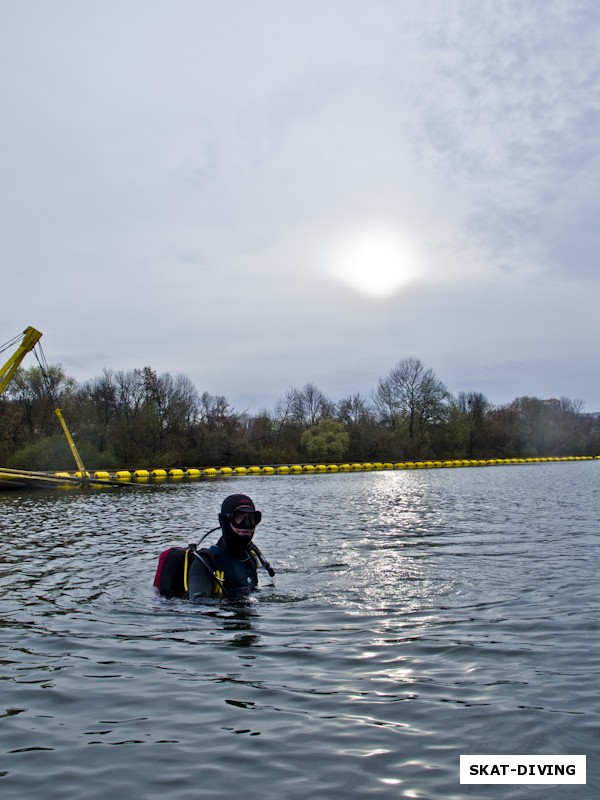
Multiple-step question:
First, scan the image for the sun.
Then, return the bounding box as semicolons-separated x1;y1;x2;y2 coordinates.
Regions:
329;225;419;297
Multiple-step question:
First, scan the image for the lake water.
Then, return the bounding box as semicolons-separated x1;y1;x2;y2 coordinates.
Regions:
1;462;598;799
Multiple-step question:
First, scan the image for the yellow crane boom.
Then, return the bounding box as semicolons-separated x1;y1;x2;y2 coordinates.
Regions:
54;408;87;475
0;326;42;396
1;325;88;480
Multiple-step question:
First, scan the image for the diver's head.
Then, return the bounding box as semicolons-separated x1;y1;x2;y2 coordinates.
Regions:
218;494;262;555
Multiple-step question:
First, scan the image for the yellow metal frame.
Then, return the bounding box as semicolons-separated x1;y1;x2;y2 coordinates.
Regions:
0;326;42;397
54;408;87;475
1;325;88;480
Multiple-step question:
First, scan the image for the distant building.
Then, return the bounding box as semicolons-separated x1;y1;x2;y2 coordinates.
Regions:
541;398;560;408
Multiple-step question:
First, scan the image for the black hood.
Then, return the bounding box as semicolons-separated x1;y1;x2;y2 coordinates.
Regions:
218;494;256;557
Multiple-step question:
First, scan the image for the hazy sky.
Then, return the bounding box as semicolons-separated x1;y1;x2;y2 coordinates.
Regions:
2;0;599;413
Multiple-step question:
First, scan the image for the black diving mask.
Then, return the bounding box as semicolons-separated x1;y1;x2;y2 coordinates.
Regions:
228;510;262;528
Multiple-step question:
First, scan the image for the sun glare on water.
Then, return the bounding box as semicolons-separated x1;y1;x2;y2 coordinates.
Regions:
329;225;419;298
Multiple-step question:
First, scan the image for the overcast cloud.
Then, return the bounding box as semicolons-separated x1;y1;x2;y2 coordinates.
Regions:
2;0;599;413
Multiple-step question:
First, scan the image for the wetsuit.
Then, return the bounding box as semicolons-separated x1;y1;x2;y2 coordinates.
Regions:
187;535;259;600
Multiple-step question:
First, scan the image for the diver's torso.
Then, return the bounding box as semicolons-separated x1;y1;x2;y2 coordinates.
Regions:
205;542;258;598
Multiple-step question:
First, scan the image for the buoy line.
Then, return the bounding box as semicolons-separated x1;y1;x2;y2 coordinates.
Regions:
51;455;599;483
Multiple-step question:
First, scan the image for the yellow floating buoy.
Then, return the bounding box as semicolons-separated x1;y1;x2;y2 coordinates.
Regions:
75;455;593;484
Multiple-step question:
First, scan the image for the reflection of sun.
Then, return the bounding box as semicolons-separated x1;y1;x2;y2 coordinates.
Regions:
329;225;419;297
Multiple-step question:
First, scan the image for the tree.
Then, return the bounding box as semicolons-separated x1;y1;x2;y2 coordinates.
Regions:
298;383;335;427
82;369;118;451
336;393;387;459
140;368;200;459
504;396;590;457
300;419;350;462
374;358;451;453
199;392;234;427
337;393;373;426
276;383;334;428
272;383;334;458
1;353;597;470
455;391;491;457
7;364;75;439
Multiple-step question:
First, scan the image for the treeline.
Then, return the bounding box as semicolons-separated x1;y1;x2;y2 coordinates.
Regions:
1;357;598;471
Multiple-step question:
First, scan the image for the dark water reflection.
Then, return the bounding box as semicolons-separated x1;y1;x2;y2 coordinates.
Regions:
1;463;598;798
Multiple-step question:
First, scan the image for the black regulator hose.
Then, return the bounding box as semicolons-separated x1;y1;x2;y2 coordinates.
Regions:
249;543;276;577
194;526;275;577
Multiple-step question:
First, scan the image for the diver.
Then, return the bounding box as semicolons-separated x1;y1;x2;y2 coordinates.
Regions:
186;493;274;600
153;493;274;600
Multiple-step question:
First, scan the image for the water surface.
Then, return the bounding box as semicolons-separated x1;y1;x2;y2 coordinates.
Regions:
1;462;598;798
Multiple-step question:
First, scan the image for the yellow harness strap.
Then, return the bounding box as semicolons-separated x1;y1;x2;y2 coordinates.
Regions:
213;570;225;597
184;548;190;592
185;547;224;597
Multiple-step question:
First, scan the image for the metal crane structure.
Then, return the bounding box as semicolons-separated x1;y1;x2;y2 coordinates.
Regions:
0;325;42;396
0;326;121;489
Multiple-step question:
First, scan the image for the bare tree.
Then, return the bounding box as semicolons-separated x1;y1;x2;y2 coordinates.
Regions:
300;382;335;427
275;383;333;429
456;391;490;457
337;393;374;425
374;357;451;441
